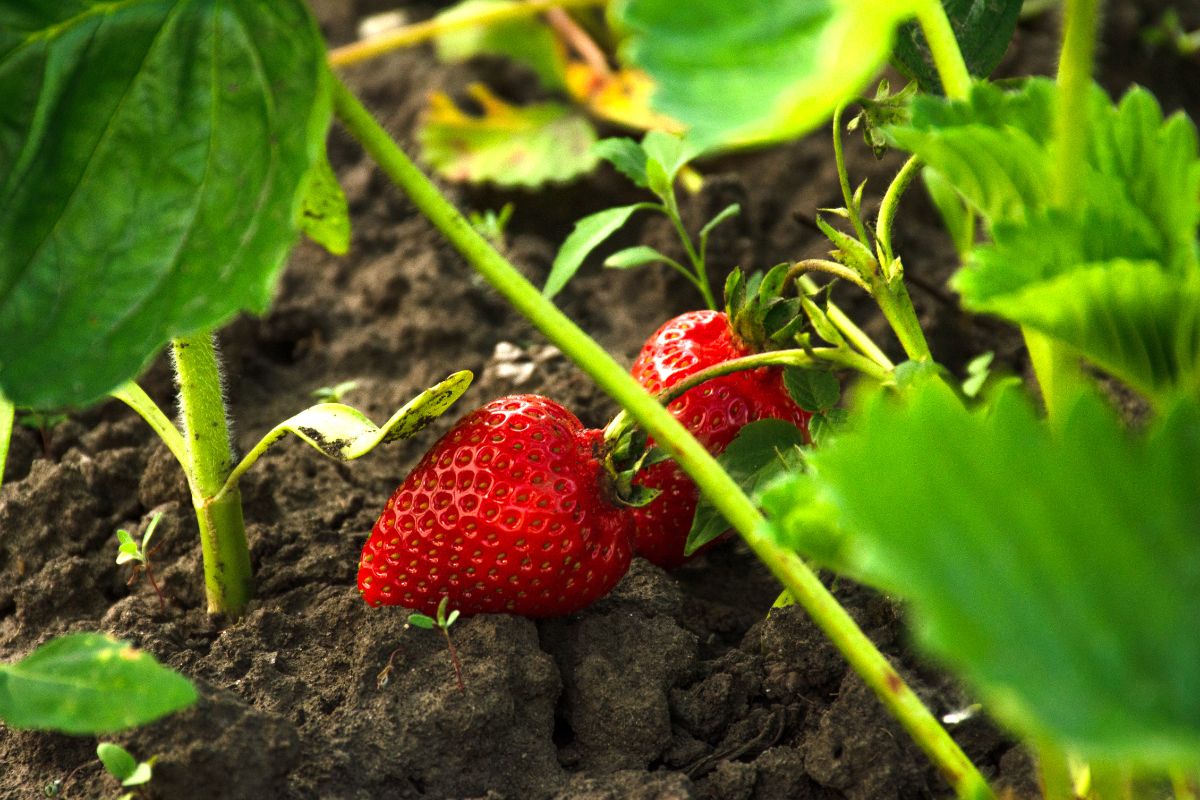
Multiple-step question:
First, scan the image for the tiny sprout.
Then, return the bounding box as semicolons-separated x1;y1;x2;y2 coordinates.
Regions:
468;203;514;248
311;380;359;404
377;597;465;692
115;513;167;612
96;742;156;800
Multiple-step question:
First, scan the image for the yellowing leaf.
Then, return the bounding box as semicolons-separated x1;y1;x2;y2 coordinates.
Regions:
418;84;598;186
565;63;682;132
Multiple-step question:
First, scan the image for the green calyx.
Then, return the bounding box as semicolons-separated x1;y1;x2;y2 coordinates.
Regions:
724;265;811;353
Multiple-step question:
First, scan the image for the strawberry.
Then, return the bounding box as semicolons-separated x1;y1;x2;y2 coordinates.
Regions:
358;395;633;617
631;308;811;568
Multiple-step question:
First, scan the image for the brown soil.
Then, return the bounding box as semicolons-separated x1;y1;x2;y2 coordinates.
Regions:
1;2;1194;798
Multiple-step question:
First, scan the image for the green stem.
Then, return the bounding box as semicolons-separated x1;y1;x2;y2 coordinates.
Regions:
795;275;895;370
914;0;973;100
0;393;12;491
872;274;932;361
331;72;993;800
790;259;872;293
172;333;253;617
832;104;871;246
876;155;922;265
662;192;717;310
110;382;188;471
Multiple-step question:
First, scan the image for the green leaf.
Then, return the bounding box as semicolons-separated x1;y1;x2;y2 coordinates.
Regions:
300;148;351;256
640;130;694;184
121;760;154;788
544;203;657;298
961;351;993;398
408;614;436;630
97;743;137;782
783;367;841;412
435;0;568;89
698;203;742;240
0;633;197;734
419;85;598;187
592;137;649;188
614;0;923;150
604;245;672;270
779;381;1200;766
686;419;806;555
892;0;1023;93
0;0;330;409
889;80;1200;401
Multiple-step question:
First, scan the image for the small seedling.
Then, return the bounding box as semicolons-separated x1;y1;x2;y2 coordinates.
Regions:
468;203;515;248
96;742;155;800
376;597;465;692
311;380;360;404
16;409;68;458
116;513;167;613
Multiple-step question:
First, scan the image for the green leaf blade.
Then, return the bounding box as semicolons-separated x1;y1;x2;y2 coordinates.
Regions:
544;203;655;298
97;743;138;782
0;0;330;409
0;633;197;734
782;382;1200;766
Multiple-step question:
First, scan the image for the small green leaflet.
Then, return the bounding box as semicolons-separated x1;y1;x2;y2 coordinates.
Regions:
0;0;330;409
605;245;672;270
686;419;807;555
614;0;924;150
543;203;657;299
767;379;1200;766
0;633;197;734
300;148;351;256
96;743;154;787
892;0;1023;93
783;367;841;412
592;137;649;188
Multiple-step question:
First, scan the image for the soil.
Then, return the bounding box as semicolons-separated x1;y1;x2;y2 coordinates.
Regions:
1;3;1195;799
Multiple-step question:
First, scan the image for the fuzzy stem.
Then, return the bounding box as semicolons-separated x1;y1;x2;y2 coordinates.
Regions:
331;73;993;800
795;275;895;370
871;274;932;361
172;334;253;618
914;0;973;100
876;155;922;265
327;0;606;67
0;393;12;491
832;105;871;246
790;259;873;293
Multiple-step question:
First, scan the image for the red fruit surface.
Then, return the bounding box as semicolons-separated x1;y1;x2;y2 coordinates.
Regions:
358;395;634;617
631;310;811;568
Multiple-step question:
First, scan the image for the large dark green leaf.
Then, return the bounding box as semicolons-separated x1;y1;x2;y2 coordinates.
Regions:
0;0;330;408
892;0;1022;93
0;633;197;733
764;381;1200;766
613;0;923;150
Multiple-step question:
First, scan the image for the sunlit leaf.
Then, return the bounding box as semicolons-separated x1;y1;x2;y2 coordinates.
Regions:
565;63;682;132
419;84;598;187
300;148;351;256
767;381;1200;767
0;0;329;408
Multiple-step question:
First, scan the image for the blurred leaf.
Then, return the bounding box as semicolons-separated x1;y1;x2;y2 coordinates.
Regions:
419;85;598;187
97;743;137;782
961;352;993;397
783;367;841;412
776;380;1200;766
592;137;649;188
614;0;923;150
604;245;672;269
300;149;351;256
687;419;807;554
0;633;197;733
565;64;682;131
0;0;329;409
892;0;1023;93
435;0;568;88
922;166;974;257
544;202;657;298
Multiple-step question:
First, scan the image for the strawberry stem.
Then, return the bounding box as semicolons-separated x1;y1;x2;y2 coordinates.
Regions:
173;333;253;618
330;72;994;800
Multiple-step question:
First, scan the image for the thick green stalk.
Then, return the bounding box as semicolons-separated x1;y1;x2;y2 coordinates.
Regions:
172;334;253;617
0;392;12;490
331;73;993;800
914;0;973;100
872;274;932;361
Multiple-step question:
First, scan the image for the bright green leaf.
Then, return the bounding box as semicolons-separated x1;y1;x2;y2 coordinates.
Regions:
777;381;1200;766
614;0;923;150
686;419;806;555
300;148;351;256
961;351;993;398
783;367;841;412
892;0;1023;93
0;0;330;409
0;633;197;734
408;614;436;630
641;130;694;183
544;203;657;299
435;0;568;89
419;85;598;187
592;137;649;188
0;394;11;490
96;743;137;782
698;203;742;240
604;245;672;269
121;761;154;788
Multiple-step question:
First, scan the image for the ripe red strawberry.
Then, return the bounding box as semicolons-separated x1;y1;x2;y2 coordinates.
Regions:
358;395;633;617
631;309;811;568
